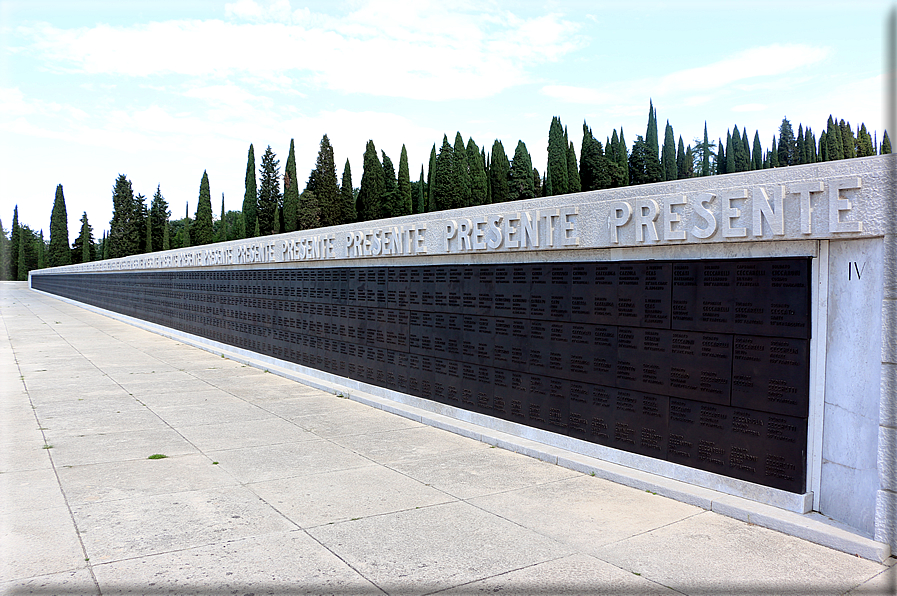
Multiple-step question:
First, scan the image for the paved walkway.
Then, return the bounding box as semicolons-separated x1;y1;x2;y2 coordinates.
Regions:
1;281;895;595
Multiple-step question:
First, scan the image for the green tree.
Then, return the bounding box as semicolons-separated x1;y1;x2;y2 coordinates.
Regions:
192;171;213;245
427;144;437;212
314;135;340;227
10;206;20;281
567;141;581;193
150;186;170;249
752;132;763;170
467;138;487;206
48;184;70;267
717;138;726;174
546;116;568;195
778;118;796;166
509;140;535;201
257;146;281;235
381;150;398;217
145;204;152;253
839;119;856;159
490;140;510;204
796;125;806;165
683;145;694;178
109;174;143;258
340;159;356;224
646;100;659;159
826;116;844;161
433;135;456;211
451;133;469;208
661;121;676;181
701;123;712;176
0;219;9;280
282;139;300;233
857;124;875;157
217;194;227;242
882;130;892;154
242;144;258;237
629;135;663;185
71;212;94;264
396;145;413;217
37;230;46;269
580;123;611;191
297;190;320;230
769;137;779;167
676;136;687;179
415;166;426;214
806;127;818;163
533;167;542;197
357;140;384;221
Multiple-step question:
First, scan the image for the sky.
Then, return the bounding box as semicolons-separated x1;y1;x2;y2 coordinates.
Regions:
0;0;892;242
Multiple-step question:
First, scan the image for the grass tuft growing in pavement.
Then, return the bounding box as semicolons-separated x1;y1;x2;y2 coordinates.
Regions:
147;453;168;460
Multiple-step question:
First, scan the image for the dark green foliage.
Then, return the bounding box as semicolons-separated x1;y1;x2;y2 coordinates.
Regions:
242;144;257;237
10;206;19;281
717;139;726;174
490;140;510;204
566;142;581;193
257;146;281;234
357;140;384;221
150;186;171;250
628;135;662;185
778;118;796;166
701;123;712;176
752;132;762;170
882;130;891;154
193;171;214;245
840;119;857;159
340;159;356;224
826;116;844;161
676;136;686;179
427;144;437;212
726;130;737;173
433;135;457;211
0;219;9;280
283;139;300;233
297;190;320;230
741;127;751;170
396;145;412;217
615;128;629;186
415;166;426;214
381;150;398;217
661;121;676;181
580;123;611;191
819;130;828;161
683;145;694;179
546;116;568;195
71;212;94;264
533;168;542;197
646;100;659;159
509;140;535;201
49;184;70;267
453;133;471;208
17;227;25;280
37;231;45;269
274;204;283;234
16;224;40;279
769;137;779;167
797;125;806;165
314;135;340;227
221;211;243;242
806;127;817;163
163;221;170;250
467;138;488;206
109;174;144;258
857;124;875;157
145;205;152;253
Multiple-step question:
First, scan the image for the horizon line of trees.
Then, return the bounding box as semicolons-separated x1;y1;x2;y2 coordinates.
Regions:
1;102;890;280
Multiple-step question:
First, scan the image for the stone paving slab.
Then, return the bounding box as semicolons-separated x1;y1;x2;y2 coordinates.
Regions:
2;282;895;595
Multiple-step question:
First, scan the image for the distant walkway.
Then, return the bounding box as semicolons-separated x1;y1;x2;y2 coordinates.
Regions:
1;282;894;595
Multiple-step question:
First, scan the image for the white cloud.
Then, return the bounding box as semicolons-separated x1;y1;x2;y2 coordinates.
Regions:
732;103;767;112
18;1;583;101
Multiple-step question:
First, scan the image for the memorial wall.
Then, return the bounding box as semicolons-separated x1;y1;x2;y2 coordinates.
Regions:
30;155;895;546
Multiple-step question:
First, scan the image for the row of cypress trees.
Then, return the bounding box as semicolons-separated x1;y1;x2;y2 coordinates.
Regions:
2;102;891;278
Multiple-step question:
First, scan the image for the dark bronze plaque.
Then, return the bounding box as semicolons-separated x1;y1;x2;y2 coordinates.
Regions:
668;331;732;405
732;335;809;417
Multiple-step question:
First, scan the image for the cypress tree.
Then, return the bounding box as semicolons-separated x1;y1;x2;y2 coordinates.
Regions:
857;124;875;157
297;190;320;230
381;151;398;217
778;118;796;166
533;167;542;197
806;127;817;163
162;224;170;251
314;135;340;227
616;128;629;186
726;131;736;173
661;121;676;181
580;123;596;191
684;145;694;178
427;144;437;212
676;136;686;179
193;171;214;245
37;231;46;269
396;145;413;217
10;206;19;281
17;230;25;280
509;140;535;201
840;119;856;158
48;184;70;267
701;123;711;176
109;174;142;258
242;144;258;237
717;139;726;174
490;140;510;204
150;186;170;250
71;212;94;264
741;127;751;170
0;219;8;280
145;205;152;253
819;130;828;161
581;124;611;191
416;166;426;214
628;135;662;185
797;125;806;165
453;133;470;208
546;116;568;195
882;130;892;154
340;159;356;224
769;138;779;167
646;100;659;159
752;132;763;170
283;139;300;233
257;146;281;234
467;138;488;206
219;194;227;242
433;135;456;211
357;140;384;221
567;142;581;193
827;117;844;160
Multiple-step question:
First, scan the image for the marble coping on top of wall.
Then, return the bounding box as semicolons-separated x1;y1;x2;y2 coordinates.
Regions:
32;155;892;276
